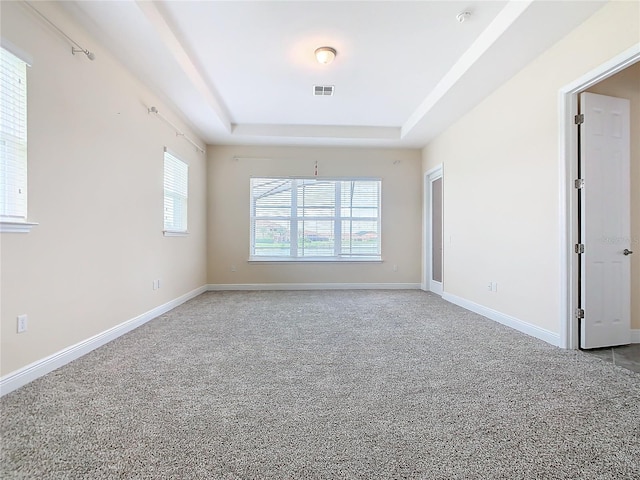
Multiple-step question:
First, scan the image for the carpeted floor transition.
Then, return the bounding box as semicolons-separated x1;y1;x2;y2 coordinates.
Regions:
1;290;639;479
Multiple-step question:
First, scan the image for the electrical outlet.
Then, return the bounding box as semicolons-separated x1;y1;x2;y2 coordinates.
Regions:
231;265;237;272
393;264;398;272
17;314;28;333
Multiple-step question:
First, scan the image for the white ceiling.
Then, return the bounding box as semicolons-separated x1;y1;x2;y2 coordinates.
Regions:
59;0;607;148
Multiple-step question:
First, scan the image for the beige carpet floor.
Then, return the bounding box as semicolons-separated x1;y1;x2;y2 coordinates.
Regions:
1;290;639;479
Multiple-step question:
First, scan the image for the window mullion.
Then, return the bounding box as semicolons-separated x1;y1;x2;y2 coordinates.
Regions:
377;182;382;256
334;181;341;257
349;181;355;256
250;195;256;256
290;180;298;257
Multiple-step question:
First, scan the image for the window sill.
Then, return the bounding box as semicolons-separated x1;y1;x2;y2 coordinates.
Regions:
249;257;382;264
0;220;38;233
163;230;189;237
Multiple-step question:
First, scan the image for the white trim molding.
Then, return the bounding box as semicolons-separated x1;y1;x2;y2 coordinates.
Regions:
631;330;640;344
0;220;38;233
423;165;443;296
208;283;421;291
558;43;640;350
0;285;208;397
248;257;382;264
443;292;560;347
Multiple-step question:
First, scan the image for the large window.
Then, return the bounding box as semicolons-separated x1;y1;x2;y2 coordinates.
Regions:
163;149;188;235
0;46;31;232
250;177;381;260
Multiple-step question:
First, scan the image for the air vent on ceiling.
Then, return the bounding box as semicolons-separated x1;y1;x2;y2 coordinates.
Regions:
313;85;334;96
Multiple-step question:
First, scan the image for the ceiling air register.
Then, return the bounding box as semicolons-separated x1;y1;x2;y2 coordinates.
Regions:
313;85;334;96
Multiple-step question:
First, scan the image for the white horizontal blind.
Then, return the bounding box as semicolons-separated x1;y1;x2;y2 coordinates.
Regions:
341;180;381;256
0;47;28;221
251;177;381;259
163;150;188;232
251;178;292;256
298;180;336;256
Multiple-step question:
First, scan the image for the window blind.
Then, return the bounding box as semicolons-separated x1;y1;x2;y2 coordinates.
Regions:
163;150;188;233
0;47;28;221
250;177;381;259
340;180;380;256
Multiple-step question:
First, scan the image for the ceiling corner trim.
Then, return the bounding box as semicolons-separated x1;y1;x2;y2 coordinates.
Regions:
134;0;233;133
401;0;535;139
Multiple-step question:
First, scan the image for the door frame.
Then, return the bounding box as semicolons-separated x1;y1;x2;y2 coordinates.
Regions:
423;164;443;295
559;43;640;349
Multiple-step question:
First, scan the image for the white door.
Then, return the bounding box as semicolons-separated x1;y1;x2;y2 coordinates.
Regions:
580;92;631;349
428;171;443;295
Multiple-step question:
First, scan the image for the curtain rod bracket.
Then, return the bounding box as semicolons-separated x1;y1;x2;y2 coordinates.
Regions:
25;2;96;61
148;106;204;154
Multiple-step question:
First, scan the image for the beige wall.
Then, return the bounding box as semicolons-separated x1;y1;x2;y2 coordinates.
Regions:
0;2;207;376
586;62;640;330
208;145;422;286
422;1;639;335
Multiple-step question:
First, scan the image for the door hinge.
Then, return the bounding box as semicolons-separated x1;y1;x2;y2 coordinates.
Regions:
574;178;584;189
575;308;585;319
575;243;585;254
574;114;584;125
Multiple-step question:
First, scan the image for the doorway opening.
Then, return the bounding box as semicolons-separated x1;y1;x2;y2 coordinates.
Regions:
560;44;640;350
423;165;443;295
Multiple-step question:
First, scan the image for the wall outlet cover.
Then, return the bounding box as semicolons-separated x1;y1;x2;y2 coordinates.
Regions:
17;314;28;333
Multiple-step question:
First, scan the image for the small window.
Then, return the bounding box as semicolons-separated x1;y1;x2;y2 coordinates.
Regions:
1;46;33;232
250;177;381;260
163;149;188;235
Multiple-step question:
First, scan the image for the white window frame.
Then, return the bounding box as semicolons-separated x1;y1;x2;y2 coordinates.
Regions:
0;44;36;233
163;148;189;236
249;177;382;262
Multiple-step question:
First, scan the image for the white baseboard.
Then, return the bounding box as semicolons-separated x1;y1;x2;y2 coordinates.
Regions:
0;285;208;397
631;330;640;344
442;292;561;347
207;283;421;291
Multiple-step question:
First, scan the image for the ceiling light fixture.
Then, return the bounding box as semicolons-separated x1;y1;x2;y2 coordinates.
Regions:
315;46;336;65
